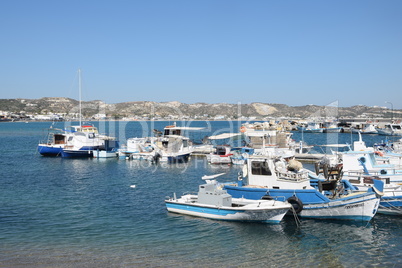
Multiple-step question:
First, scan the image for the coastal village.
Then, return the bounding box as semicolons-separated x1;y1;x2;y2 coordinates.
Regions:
0;97;400;127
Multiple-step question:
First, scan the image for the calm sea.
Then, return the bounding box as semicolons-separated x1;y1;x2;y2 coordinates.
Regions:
1;121;401;267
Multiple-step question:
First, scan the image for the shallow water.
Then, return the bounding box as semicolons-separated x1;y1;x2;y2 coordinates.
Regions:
1;121;401;267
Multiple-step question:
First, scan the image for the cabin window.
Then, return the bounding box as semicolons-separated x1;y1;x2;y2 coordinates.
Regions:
217;147;226;155
88;133;95;139
251;161;272;176
68;136;73;141
183;139;188;148
54;135;65;144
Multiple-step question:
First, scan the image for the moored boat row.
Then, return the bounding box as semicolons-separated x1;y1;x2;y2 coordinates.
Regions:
38;119;402;225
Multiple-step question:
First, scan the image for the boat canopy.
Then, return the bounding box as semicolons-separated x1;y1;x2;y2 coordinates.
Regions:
208;133;242;140
163;126;205;136
318;144;350;148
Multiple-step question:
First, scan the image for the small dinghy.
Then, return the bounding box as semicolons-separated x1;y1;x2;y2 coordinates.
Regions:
165;173;291;224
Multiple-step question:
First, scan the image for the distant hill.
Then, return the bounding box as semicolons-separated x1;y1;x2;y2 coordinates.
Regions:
0;97;399;119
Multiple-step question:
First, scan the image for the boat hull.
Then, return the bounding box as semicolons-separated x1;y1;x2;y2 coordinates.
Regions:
207;155;232;164
37;145;63;156
160;153;190;163
61;149;93;158
94;150;117;158
377;196;402;215
378;130;402;136
351;129;378;134
298;128;323;133
165;201;290;223
224;186;380;221
323;128;342;133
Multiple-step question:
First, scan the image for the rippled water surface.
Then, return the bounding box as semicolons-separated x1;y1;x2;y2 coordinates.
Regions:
1;121;402;267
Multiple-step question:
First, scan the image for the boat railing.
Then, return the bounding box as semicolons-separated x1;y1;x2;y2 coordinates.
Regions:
276;170;310;182
183;191;198;196
345;169;402;176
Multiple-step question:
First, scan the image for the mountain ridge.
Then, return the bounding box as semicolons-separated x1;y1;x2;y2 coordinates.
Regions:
0;97;399;119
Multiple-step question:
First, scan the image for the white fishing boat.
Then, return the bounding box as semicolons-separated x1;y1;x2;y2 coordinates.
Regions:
223;152;383;221
351;122;378;134
298;122;323;133
118;137;159;161
61;125;107;158
165;174;291;223
378;124;402;136
157;135;193;163
206;145;232;164
323;121;342;133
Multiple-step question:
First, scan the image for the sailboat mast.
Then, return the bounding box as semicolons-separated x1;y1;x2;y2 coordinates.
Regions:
78;68;82;127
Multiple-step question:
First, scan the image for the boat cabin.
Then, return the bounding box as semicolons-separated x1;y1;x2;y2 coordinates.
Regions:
198;181;232;207
245;156;311;190
69;125;99;134
159;136;190;153
384;124;402;131
163;125;205;137
214;145;231;156
342;151;393;172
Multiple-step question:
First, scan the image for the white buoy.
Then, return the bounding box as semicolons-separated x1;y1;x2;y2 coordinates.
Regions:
130;185;136;188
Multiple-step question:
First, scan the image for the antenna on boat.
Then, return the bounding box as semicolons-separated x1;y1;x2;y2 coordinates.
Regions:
78;68;82;127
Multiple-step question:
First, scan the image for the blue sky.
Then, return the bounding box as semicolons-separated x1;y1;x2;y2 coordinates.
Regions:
1;0;401;108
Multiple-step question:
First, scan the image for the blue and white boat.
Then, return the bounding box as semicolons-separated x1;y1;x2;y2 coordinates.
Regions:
340;172;402;216
325;137;402;215
60;125;109;158
165;174;291;223
38;127;67;156
223;154;383;221
315;155;402;216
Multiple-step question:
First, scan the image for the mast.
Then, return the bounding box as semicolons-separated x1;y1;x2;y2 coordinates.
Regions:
78;68;82;127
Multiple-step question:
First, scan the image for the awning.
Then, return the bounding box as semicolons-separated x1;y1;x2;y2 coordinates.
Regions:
208;133;242;140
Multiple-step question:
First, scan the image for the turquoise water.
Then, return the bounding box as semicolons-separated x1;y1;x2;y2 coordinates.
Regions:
1;121;402;267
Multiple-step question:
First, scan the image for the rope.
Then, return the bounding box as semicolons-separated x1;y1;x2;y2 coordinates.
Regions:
290;205;301;228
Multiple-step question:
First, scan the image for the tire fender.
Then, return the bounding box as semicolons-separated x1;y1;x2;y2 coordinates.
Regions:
287;196;303;214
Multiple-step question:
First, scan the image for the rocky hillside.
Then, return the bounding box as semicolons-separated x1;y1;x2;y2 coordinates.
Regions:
0;97;398;119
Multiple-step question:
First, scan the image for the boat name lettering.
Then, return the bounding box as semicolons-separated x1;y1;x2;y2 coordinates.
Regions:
345;203;363;209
